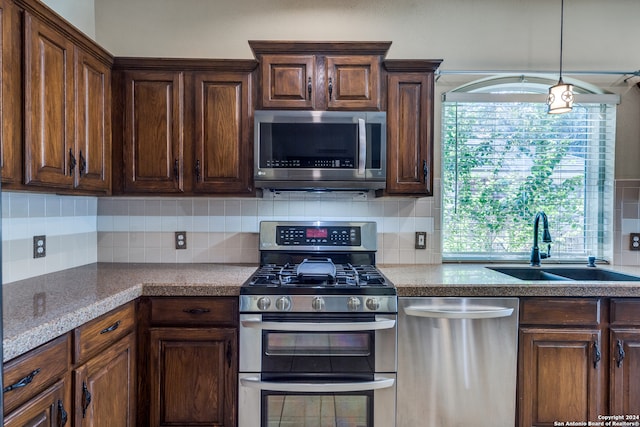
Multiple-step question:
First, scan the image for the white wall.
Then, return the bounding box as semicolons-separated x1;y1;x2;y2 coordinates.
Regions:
40;0;96;39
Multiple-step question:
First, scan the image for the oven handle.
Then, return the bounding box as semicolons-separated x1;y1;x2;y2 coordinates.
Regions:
240;375;395;393
240;317;396;331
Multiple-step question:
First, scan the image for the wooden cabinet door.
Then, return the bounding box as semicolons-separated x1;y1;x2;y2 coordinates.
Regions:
23;12;75;189
326;55;381;110
260;54;315;109
0;0;21;185
518;328;605;427
609;329;640;415
75;48;111;193
193;71;253;194
4;379;70;427
73;333;136;427
122;70;184;193
149;327;237;427
386;72;434;195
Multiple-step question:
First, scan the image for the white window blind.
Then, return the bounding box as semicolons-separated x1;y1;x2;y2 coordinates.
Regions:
442;100;616;262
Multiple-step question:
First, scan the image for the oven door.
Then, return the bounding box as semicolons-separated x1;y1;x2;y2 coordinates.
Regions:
238;373;396;427
239;313;397;374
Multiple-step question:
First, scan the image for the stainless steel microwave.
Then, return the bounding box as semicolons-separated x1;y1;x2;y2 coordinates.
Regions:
254;110;387;191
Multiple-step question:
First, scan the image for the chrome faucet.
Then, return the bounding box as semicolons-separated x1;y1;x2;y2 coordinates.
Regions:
530;211;552;266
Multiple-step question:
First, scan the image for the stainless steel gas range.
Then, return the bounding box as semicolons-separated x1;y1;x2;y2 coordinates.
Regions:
238;221;397;427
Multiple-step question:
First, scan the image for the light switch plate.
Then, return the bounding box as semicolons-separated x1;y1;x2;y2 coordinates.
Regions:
415;232;427;249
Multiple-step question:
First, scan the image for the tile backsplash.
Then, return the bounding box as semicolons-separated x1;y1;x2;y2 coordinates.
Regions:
3;178;639;284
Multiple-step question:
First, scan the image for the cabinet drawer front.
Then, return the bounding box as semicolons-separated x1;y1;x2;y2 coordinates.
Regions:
150;297;238;326
3;334;70;415
610;298;640;325
74;302;135;363
520;298;601;326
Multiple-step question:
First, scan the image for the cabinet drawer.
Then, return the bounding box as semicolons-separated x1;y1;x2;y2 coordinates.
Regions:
150;297;238;326
3;333;70;415
520;298;601;326
610;298;640;326
73;301;135;364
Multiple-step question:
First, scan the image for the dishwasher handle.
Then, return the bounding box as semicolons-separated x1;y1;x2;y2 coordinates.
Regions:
404;304;514;319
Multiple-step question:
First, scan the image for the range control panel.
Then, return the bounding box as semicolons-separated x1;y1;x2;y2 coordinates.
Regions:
276;226;361;246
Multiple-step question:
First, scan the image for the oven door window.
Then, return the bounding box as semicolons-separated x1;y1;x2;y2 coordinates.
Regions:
264;392;371;427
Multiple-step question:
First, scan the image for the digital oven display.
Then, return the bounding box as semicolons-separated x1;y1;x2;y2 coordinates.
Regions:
306;228;328;239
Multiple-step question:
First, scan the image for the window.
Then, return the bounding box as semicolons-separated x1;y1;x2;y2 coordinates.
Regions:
442;77;618;262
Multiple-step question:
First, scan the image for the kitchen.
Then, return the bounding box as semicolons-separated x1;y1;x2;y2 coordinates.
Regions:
2;0;640;426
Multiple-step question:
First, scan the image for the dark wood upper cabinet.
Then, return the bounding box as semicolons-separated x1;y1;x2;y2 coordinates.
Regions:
121;70;185;193
0;0;22;186
384;60;442;196
250;41;390;111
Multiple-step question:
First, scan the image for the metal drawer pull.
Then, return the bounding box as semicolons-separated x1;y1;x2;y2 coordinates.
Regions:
183;308;211;315
404;305;514;320
82;381;92;418
58;399;68;426
3;368;41;393
240;375;394;393
100;320;121;334
616;339;626;368
593;340;601;369
241;318;395;332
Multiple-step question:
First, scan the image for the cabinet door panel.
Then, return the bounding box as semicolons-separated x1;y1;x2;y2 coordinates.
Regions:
4;379;69;427
149;327;237;427
75;49;111;192
326;55;380;110
610;329;640;415
261;55;315;109
193;72;252;194
73;333;136;427
0;0;22;185
518;328;604;427
23;12;75;188
123;71;184;193
386;73;433;195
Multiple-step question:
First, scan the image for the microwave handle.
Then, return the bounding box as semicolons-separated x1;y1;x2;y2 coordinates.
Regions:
358;118;366;175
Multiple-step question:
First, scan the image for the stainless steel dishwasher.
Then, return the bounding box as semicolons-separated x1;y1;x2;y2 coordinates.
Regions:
397;297;519;427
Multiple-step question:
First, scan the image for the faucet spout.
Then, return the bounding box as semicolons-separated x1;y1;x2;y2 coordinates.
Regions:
531;211;552;267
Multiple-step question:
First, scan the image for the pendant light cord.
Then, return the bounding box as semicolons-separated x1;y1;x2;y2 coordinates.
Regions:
559;0;565;81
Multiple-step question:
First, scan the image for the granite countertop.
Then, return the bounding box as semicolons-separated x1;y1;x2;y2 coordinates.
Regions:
4;262;640;362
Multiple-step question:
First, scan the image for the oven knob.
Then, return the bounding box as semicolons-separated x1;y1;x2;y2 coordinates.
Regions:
275;296;291;312
366;298;380;311
256;297;271;311
311;296;325;312
347;297;361;312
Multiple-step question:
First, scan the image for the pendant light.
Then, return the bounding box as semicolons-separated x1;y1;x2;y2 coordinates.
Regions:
547;0;573;114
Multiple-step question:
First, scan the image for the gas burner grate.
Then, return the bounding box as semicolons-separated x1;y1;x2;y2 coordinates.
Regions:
247;263;388;288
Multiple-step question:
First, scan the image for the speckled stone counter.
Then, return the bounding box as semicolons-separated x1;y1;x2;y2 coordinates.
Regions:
4;262;640;362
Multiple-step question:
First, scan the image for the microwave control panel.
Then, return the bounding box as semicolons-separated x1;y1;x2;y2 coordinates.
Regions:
276;226;361;246
265;159;355;168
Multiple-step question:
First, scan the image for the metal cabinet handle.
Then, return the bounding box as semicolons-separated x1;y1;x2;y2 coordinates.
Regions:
240;375;395;392
226;340;232;368
616;339;626;368
58;399;68;426
423;160;429;189
593;340;601;369
79;150;86;176
195;159;201;182
100;320;120;334
82;381;92;418
241;317;395;332
328;77;333;100
174;159;179;181
404;305;514;319
68;149;77;175
307;77;312;100
3;368;41;393
182;308;210;315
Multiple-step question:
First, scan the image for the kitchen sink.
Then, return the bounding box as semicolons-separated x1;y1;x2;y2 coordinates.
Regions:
488;266;640;282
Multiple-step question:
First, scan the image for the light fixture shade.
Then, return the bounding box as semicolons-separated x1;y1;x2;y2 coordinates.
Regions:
547;80;574;114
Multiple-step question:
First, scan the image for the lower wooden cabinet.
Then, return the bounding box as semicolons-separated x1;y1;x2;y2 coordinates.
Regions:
609;299;640;415
148;327;237;427
4;378;70;427
73;333;136;426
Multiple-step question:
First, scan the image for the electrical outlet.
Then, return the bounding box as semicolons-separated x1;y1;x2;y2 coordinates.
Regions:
631;233;640;251
175;231;187;250
33;235;46;258
415;232;427;249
